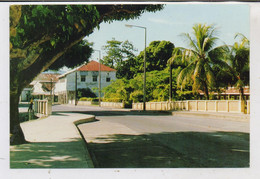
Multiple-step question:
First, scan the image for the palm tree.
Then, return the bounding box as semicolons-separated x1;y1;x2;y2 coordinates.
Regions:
224;34;250;100
169;24;228;100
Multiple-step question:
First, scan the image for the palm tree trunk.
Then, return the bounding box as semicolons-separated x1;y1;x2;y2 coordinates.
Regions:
239;87;245;101
204;82;209;100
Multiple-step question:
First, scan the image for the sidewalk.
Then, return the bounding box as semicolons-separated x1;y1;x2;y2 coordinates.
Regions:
10;112;96;168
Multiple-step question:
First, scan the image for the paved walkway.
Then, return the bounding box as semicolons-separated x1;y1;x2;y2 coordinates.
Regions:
10;112;95;168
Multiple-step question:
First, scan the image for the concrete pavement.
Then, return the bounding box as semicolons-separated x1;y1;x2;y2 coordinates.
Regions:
12;104;249;168
78;112;249;168
10;112;95;168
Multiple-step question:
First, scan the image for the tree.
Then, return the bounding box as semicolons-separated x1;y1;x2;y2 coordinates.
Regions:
134;40;175;73
101;38;137;79
168;24;227;99
222;34;250;100
47;40;93;70
10;4;164;144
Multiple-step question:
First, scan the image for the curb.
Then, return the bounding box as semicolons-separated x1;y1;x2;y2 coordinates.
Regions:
73;116;96;168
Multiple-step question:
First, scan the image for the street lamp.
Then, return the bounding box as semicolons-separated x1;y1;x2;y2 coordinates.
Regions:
125;24;147;111
94;50;102;107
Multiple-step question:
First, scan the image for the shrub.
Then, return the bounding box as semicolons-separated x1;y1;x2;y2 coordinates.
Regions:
102;98;123;102
77;88;97;98
130;90;143;103
79;97;95;101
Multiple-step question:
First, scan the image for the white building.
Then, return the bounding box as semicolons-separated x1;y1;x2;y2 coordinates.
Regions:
55;61;117;104
20;73;59;102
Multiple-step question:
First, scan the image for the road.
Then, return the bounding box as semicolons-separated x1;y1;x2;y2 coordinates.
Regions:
52;104;250;168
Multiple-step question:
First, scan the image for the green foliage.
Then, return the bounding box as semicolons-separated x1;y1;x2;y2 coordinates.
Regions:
9;4;165;144
169;24;227;99
227;34;250;88
79;97;93;101
79;97;99;102
103;78;132;102
101;38;137;79
77;88;97;98
129;90;143;103
133;40;175;73
11;5;100;50
102;98;123;102
48;40;93;70
103;68;183;103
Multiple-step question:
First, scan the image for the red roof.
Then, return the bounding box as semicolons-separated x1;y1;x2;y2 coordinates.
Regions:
77;61;116;72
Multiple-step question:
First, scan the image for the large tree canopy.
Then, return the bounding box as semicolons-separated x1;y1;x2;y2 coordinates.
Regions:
134;40;175;73
10;4;164;144
47;39;93;70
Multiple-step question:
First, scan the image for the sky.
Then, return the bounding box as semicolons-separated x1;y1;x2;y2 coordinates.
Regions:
85;3;249;62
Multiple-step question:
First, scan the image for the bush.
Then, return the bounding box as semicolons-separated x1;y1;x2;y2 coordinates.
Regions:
130;90;143;103
77;88;97;98
102;98;123;102
79;97;98;101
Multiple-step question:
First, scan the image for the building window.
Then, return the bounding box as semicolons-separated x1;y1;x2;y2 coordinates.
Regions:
81;75;86;82
106;77;110;82
93;76;97;82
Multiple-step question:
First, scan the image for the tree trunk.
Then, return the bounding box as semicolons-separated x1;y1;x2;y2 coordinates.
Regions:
239;87;245;101
204;83;209;100
169;64;172;101
10;90;26;145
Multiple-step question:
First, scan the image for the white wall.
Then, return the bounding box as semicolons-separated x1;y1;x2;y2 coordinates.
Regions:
33;81;45;94
55;77;67;94
65;71;117;97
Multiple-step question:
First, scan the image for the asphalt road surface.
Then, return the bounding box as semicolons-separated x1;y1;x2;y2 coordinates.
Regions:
53;104;250;168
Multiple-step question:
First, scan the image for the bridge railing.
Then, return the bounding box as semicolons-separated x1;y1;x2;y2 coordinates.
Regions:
33;99;52;117
132;100;250;114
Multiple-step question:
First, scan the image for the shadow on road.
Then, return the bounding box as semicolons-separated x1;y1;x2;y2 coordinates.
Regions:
87;131;249;168
10;139;89;168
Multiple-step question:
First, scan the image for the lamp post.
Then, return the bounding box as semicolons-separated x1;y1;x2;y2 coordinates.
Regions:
94;50;102;107
125;24;147;111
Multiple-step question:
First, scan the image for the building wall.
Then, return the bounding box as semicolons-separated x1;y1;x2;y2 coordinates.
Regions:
55;77;67;93
66;71;116;97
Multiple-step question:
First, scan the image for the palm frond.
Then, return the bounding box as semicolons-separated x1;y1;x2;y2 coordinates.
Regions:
177;62;195;88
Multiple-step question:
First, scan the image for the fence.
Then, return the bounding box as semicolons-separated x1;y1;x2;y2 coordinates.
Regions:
132;101;186;111
101;102;124;108
34;99;52;117
132;100;250;114
77;101;124;108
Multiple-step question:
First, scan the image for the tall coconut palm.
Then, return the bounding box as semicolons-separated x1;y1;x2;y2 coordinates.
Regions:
169;24;228;99
224;34;249;100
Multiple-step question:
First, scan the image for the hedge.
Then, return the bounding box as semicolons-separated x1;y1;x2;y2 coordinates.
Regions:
102;98;123;103
79;97;124;103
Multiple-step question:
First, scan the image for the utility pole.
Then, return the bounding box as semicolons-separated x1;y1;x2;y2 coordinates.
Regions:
50;78;53;103
75;71;77;106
